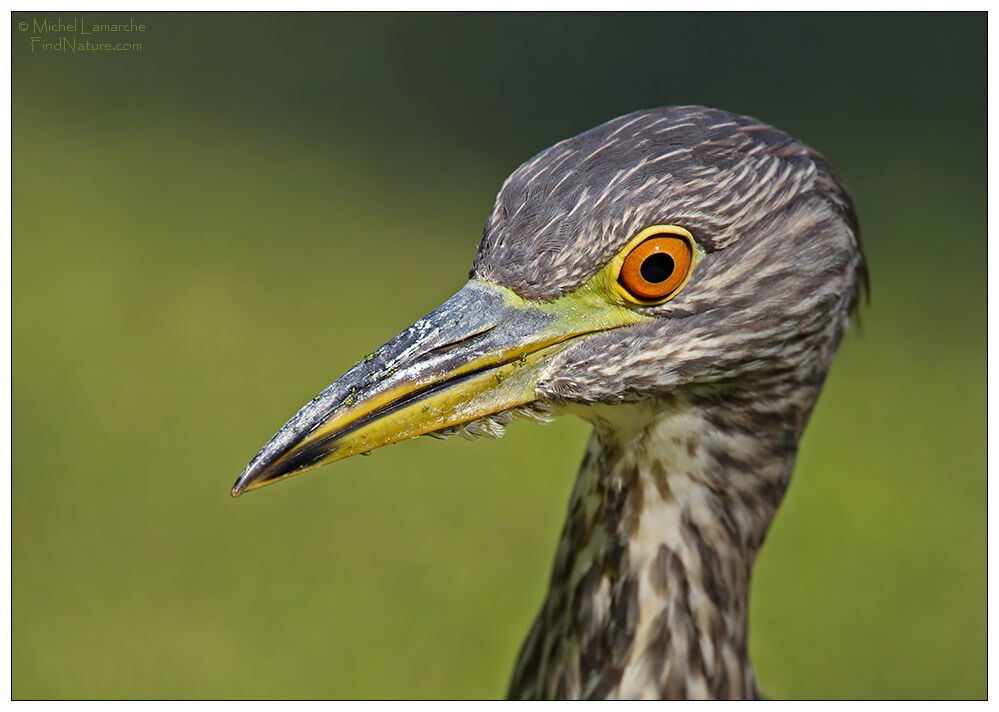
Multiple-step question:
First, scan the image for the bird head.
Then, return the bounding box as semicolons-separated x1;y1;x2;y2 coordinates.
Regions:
232;106;867;497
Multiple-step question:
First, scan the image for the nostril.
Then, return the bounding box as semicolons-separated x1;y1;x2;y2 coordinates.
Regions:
422;323;499;359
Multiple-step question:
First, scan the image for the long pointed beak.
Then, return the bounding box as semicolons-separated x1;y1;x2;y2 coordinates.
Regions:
231;279;644;497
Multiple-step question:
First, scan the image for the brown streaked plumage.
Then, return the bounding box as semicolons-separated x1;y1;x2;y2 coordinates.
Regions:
233;106;867;700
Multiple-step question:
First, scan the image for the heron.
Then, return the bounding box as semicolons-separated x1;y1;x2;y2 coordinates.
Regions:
232;106;867;700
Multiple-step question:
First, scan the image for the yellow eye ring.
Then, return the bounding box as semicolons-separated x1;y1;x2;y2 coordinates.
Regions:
613;225;700;305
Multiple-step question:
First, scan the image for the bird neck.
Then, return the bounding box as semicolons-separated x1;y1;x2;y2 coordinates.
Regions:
509;388;815;700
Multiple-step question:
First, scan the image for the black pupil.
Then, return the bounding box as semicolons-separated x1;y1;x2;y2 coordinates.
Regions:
640;253;675;283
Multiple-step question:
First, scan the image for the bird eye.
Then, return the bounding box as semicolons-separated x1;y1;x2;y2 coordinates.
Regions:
617;230;694;303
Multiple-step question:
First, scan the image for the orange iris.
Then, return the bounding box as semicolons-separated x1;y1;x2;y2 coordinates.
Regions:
618;235;693;302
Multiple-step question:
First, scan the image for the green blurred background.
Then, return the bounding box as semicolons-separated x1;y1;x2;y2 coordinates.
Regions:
12;12;985;700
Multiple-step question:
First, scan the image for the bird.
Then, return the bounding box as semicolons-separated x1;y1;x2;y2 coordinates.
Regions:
231;105;867;700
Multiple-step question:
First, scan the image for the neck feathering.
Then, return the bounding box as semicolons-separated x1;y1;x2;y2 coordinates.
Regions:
508;381;821;700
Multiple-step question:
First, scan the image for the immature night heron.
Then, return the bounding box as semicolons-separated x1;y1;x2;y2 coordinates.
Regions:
232;106;867;700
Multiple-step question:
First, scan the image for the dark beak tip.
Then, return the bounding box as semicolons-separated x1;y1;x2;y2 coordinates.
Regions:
230;466;258;498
